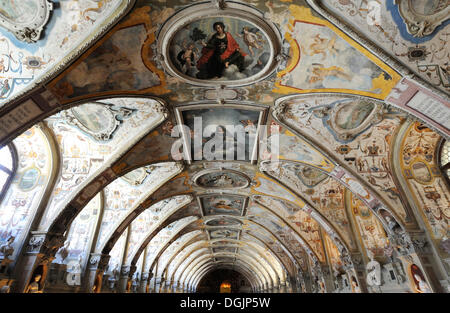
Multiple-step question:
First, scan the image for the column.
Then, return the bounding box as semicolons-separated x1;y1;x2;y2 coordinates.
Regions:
139;272;149;293
85;253;110;293
12;231;65;293
118;265;132;293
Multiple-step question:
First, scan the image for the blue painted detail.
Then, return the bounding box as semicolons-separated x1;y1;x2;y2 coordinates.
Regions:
0;0;62;53
386;0;450;44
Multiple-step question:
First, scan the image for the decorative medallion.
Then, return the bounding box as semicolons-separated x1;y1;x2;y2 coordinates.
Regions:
276;94;385;143
313;99;383;142
411;162;432;183
200;194;245;216
206;217;242;227
157;2;281;86
209;228;239;239
395;0;449;37
18;167;41;191
291;164;328;188
0;0;53;43
194;169;250;189
120;166;152;186
64;102;134;141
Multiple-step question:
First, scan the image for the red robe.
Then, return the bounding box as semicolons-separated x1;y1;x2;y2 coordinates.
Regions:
197;32;246;69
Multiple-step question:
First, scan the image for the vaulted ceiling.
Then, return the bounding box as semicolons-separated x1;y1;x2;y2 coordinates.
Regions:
0;0;448;293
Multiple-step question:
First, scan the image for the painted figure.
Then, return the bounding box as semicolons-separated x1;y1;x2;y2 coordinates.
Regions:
196;22;246;79
414;274;432;293
308;34;338;60
366;251;381;286
176;42;198;74
0;79;10;98
0;235;14;259
307;64;352;86
25;274;42;293
236;26;264;56
411;264;432;293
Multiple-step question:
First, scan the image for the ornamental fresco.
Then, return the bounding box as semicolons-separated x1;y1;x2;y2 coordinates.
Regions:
195;170;249;189
95;163;180;251
50;25;161;100
322;0;450;94
0;0;126;106
0;126;52;260
400;122;449;255
62;193;101;272
124;195;193;264
157;231;201;277
0;0;448;295
349;194;388;258
179;107;262;162
200;194;245;216
144;216;198;272
209;228;240;240
107;228;128;274
265;162;356;250
275;5;400;99
206;217;242;227
40;98;165;229
278;95;408;223
249;199;326;263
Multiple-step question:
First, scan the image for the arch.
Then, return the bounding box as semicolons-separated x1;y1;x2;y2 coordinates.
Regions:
167;217;305;285
0;124;59;262
40;97;169;231
98;192;192;255
272;98;410;230
142;216;200;276
170;239;284;287
182;252;272;291
181;251;275;289
191;259;267;292
0;143;17;203
195;264;259;292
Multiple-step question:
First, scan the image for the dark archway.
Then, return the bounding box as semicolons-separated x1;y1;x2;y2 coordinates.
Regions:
196;269;251;293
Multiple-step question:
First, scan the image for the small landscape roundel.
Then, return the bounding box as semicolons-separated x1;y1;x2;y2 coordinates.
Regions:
196;171;249;189
206;217;242;227
71;103;115;133
168;16;273;82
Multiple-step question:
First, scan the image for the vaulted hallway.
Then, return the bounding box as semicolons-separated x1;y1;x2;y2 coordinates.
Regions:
0;0;448;295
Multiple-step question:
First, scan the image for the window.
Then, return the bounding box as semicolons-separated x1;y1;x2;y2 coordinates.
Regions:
0;144;16;202
440;140;450;180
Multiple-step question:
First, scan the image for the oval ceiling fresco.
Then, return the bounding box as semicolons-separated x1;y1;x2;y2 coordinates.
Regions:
169;17;271;81
195;170;250;189
157;2;281;86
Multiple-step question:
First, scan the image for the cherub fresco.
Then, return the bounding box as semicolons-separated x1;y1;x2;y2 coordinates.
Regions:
202;196;243;215
283;21;391;93
308;34;338;60
176;42;198;74
236;27;266;57
306;64;352;86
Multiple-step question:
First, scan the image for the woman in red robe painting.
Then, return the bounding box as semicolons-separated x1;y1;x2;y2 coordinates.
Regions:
196;22;246;79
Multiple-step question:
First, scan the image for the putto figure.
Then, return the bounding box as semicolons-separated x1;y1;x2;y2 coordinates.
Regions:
196;22;247;79
236;26;265;56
